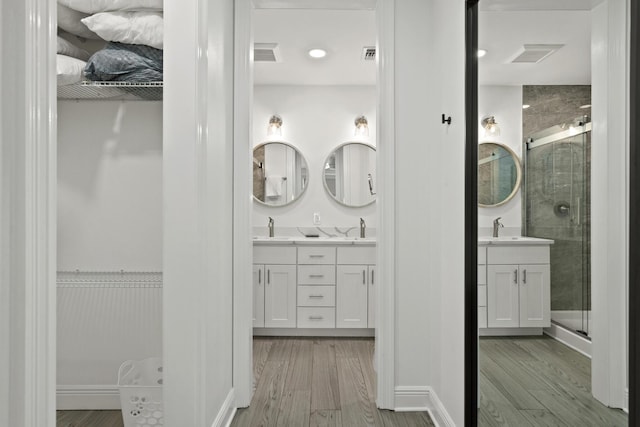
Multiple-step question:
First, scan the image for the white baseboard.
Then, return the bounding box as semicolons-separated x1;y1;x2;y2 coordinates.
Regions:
253;328;375;337
56;385;120;410
394;386;455;427
479;327;542;336
213;388;236;427
543;322;591;358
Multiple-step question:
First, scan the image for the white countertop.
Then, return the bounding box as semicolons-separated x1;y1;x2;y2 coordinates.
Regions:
253;236;376;246
478;236;554;246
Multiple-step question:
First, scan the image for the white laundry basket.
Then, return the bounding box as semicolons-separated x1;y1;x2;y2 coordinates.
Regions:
118;357;163;426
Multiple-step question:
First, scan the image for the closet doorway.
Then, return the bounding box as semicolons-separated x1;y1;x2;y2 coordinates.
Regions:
233;0;396;412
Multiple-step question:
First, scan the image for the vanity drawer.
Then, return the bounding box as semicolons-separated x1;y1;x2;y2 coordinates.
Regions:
298;265;336;285
297;307;335;328
298;247;336;264
487;246;549;265
337;246;376;264
253;246;296;265
297;285;335;307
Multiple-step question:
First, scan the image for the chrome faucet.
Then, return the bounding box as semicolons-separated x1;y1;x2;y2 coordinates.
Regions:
492;217;504;238
360;217;366;238
268;217;274;237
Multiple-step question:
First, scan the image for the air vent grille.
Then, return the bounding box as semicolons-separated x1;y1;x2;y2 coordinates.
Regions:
254;43;281;62
362;46;376;61
510;44;564;63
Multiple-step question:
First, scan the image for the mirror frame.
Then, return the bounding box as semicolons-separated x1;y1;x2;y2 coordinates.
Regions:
252;140;309;207
322;141;377;208
478;141;522;208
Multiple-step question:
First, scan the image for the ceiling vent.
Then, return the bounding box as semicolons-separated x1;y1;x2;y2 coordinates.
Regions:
510;44;564;63
362;46;376;61
254;43;281;62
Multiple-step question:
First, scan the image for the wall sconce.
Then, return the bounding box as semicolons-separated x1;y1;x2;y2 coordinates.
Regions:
354;115;369;138
481;115;501;138
267;114;282;138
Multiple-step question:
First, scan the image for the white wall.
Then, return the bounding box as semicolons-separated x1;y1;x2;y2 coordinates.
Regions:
253;85;376;232
57;101;163;271
394;0;465;424
478;85;523;236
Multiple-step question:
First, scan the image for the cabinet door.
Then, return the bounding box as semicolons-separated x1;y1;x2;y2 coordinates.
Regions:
337;265;368;328
368;266;375;328
264;265;297;328
253;265;265;328
487;265;519;328
519;264;550;327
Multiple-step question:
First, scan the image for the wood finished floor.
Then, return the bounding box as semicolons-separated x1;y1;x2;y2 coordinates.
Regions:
232;337;435;427
479;336;628;427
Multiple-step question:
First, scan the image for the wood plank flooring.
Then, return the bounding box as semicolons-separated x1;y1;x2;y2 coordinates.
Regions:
232;337;435;427
56;410;123;427
479;336;628;427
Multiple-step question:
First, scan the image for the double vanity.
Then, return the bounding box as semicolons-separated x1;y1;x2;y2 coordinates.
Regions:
253;237;376;336
478;236;553;335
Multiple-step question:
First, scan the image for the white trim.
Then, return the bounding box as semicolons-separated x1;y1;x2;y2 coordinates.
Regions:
376;0;396;410
233;0;254;409
624;388;629;413
0;0;57;425
212;389;237;427
56;386;120;410
544;323;592;358
394;386;455;427
479;327;542;336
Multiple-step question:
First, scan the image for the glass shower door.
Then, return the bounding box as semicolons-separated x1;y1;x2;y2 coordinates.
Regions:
524;119;591;337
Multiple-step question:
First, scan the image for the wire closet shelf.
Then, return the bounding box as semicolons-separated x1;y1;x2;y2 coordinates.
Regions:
57;81;163;101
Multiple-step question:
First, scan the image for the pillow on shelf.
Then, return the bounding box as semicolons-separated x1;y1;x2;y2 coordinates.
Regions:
57;54;86;86
58;0;162;14
57;3;101;40
82;11;163;49
57;36;90;61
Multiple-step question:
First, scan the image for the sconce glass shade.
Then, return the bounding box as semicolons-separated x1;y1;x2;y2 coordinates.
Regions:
267;114;283;138
481;115;501;138
354;115;369;138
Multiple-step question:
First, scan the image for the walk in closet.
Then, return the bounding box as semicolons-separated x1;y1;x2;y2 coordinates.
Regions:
56;0;163;410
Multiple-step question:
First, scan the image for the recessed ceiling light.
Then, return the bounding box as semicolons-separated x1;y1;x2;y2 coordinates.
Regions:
308;48;327;59
522;104;530;109
580;104;592;109
477;49;487;58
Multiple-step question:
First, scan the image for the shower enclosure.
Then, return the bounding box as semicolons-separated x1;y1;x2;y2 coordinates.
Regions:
524;116;591;337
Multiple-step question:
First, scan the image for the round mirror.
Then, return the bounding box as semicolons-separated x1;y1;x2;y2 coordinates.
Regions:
253;142;309;206
323;142;376;207
478;142;522;207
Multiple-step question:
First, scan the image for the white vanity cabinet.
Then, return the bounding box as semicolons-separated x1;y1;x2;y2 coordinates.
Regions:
478;246;487;328
486;245;551;330
253;246;297;328
336;246;376;328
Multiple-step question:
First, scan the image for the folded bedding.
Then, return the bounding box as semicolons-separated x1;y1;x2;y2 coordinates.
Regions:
57;54;87;85
57;36;90;61
58;0;163;14
84;42;163;82
82;11;163;49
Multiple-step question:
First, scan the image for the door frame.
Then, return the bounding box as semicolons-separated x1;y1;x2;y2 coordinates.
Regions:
232;0;397;410
465;0;635;424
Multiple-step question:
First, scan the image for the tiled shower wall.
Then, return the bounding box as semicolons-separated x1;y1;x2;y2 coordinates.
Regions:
522;85;591;312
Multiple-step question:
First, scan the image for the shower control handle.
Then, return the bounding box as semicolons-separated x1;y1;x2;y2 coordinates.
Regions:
514;269;518;284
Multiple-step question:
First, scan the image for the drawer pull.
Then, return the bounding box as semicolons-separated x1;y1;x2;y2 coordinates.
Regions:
371;270;374;285
308;295;324;299
513;269;518;284
258;269;261;284
523;269;527;284
309;255;325;258
268;269;271;284
363;270;366;284
309;274;325;278
309;316;324;320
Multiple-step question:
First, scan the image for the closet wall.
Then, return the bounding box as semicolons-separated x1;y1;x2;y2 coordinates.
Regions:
57;100;162;409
